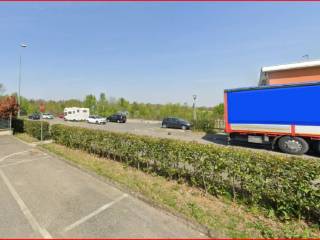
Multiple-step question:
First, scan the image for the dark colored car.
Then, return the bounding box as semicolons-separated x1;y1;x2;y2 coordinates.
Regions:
107;114;127;123
28;113;41;120
162;117;191;130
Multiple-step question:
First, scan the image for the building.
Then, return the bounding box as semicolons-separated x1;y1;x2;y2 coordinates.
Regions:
259;60;320;86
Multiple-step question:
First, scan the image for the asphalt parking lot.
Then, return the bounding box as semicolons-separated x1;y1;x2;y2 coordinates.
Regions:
48;118;226;145
0;136;205;238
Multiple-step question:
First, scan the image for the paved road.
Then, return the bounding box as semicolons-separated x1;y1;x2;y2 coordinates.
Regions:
0;136;205;238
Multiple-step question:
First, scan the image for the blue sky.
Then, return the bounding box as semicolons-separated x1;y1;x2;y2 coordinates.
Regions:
1;2;320;107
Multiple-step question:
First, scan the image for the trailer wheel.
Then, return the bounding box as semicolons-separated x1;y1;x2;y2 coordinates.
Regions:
278;136;309;155
312;141;320;155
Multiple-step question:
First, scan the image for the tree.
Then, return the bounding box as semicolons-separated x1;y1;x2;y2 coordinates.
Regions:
97;93;108;115
212;103;224;118
19;96;31;115
0;84;4;94
118;97;129;109
0;96;19;118
84;94;97;113
99;93;107;103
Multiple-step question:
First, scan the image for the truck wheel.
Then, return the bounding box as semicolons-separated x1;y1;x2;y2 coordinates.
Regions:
312;141;320;155
278;136;309;155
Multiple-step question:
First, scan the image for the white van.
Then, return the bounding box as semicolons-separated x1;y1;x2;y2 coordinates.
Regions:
64;107;90;121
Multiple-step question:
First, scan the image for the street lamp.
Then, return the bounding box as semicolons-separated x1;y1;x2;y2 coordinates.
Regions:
192;94;197;122
18;43;27;117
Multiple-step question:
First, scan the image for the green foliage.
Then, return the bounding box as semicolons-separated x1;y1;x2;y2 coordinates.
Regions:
83;94;97;113
0;83;5;96
19;92;225;132
51;124;320;223
12;119;50;140
213;103;224;116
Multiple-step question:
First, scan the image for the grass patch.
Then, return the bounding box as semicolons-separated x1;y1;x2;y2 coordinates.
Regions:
15;133;38;143
41;143;320;238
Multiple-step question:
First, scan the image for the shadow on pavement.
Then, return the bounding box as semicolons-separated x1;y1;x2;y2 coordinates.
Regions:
202;133;272;150
202;133;319;158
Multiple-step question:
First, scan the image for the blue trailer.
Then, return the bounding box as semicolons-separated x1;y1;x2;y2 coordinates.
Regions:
224;82;320;155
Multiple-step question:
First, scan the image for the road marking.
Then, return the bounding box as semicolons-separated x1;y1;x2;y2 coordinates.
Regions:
0;150;31;163
0;170;52;238
63;194;128;233
0;156;48;168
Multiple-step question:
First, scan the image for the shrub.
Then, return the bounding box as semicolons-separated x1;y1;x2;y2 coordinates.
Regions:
191;118;216;132
12;118;24;133
13;119;50;140
51;124;320;222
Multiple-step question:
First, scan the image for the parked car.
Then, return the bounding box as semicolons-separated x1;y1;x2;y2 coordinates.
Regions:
107;114;127;123
162;117;191;130
42;113;54;119
58;113;64;119
28;113;41;120
87;115;106;124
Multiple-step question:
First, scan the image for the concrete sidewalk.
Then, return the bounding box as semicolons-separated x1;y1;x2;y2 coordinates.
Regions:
0;136;205;238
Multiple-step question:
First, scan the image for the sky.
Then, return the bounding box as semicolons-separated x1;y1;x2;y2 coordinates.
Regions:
1;2;320;107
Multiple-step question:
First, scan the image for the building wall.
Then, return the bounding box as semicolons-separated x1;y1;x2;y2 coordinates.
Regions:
267;66;320;85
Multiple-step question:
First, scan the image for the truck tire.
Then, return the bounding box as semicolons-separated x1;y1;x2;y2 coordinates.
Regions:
312;141;320;155
278;136;309;155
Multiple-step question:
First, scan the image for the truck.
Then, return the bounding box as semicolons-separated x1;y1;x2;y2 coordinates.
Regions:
224;82;320;155
64;107;89;121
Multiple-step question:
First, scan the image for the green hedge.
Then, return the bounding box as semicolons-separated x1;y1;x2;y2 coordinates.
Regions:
12;119;50;140
51;124;320;222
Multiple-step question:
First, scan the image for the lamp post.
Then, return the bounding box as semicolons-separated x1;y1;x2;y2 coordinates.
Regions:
18;43;27;117
192;94;197;122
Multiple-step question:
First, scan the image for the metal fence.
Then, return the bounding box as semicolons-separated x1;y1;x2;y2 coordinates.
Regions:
214;119;225;130
0;117;12;131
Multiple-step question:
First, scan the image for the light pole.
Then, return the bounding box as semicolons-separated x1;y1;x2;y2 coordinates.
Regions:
192;94;197;122
18;43;27;117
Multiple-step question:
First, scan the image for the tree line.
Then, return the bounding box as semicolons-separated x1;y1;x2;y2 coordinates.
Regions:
1;86;224;132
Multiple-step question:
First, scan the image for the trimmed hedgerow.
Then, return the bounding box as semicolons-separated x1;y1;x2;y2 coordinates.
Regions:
51;124;320;222
12;118;50;140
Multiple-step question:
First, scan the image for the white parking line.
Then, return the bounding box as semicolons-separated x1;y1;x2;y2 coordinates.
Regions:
0;150;31;163
63;194;128;233
0;169;52;238
0;156;49;168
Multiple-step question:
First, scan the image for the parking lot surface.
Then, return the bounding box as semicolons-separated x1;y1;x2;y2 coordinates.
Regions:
48;118;224;144
0;136;205;238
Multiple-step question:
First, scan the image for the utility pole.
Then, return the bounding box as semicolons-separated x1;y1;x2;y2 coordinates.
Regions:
192;94;197;122
18;43;27;118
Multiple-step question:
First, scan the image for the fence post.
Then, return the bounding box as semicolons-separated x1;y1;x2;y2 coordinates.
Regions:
40;114;43;141
9;113;12;131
